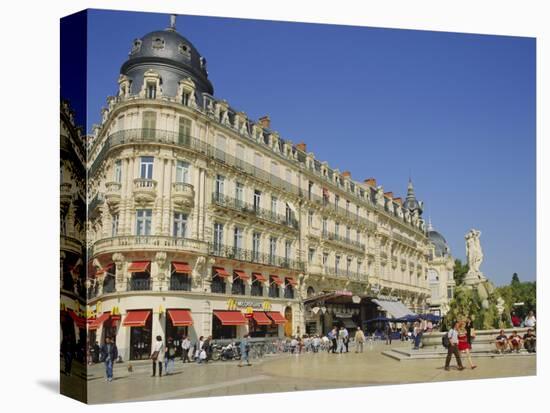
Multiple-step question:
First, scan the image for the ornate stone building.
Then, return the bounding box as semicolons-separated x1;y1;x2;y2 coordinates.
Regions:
85;17;431;359
60;100;87;348
426;220;456;315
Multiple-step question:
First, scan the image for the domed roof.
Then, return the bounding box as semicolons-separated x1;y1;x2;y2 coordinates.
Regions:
120;21;213;101
428;229;449;257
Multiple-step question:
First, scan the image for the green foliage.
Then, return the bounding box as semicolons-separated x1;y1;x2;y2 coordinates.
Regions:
495;273;536;319
453;259;469;286
443;284;501;330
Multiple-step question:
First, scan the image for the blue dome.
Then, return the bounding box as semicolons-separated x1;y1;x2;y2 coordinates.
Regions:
428;230;449;257
120;27;214;102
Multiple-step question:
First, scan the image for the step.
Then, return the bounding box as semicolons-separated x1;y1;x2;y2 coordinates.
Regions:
382;349;536;361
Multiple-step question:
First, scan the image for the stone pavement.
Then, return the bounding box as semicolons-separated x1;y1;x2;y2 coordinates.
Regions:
85;341;536;404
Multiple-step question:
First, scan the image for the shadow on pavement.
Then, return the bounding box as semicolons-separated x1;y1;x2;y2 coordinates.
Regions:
37;379;59;394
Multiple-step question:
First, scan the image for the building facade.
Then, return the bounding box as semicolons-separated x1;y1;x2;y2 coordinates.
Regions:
84;18;432;360
426;220;456;315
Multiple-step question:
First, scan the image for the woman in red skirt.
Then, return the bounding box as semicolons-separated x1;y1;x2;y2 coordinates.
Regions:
458;321;477;369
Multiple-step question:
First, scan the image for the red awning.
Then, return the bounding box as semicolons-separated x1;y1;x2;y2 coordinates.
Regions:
96;264;114;276
213;310;247;326
128;261;150;273
213;266;230;277
286;277;297;286
252;312;272;325
123;310;151;327
167;309;193;326
234;270;249;280
270;275;283;285
172;262;192;274
252;273;266;282
88;312;111;330
266;311;287;325
68;310;86;328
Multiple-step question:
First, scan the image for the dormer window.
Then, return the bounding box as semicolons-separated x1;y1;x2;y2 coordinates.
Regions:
152;37;165;50
146;83;157;99
182;92;190;106
131;39;142;54
178;43;191;59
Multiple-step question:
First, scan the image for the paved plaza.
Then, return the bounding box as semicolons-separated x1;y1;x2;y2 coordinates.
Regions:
73;342;536;404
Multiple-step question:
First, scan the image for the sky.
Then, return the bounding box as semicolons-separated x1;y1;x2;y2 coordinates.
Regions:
81;9;536;286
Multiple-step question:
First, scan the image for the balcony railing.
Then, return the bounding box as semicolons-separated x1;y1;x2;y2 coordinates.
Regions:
127;278;151;291
322;266;367;282
92;236;208;256
169;276;191;291
321;230;365;252
284;288;294;299
211;192;298;230
211;279;226;294
392;231;417;249
89;127;422;233
209;242;304;271
268;285;280;298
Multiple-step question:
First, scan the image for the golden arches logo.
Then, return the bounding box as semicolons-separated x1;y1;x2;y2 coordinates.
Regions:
227;298;237;310
262;301;272;311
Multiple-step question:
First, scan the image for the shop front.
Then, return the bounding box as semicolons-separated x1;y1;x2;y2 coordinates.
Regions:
303;291;364;336
123;310;153;360
165;309;193;356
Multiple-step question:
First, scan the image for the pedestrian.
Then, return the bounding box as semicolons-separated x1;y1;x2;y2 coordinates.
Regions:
510;311;521;327
385;322;393;345
313;335;321;353
413;321;423;350
401;323;408;341
238;334;252;366
165;337;177;375
524;311;536;328
523;329;536;353
337;327;345;353
343;327;350;352
195;336;204;363
100;336;118;382
60;334;74;376
457;321;477;370
290;336;298;354
203;335;212;363
328;327;338;353
151;335;165;377
181;335;191;363
92;341;100;363
355;327;365;353
444;321;464;371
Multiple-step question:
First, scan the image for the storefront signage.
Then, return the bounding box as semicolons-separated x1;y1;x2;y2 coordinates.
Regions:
227;299;272;311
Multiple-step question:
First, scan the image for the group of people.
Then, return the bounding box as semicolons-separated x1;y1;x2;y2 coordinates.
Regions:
495;329;536;354
444;318;477;371
510;310;536;329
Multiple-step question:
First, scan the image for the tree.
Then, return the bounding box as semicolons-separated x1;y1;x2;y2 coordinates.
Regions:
511;273;520;286
495;274;536;320
453;259;469;286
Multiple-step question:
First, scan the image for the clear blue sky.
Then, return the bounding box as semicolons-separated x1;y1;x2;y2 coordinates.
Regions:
84;9;536;286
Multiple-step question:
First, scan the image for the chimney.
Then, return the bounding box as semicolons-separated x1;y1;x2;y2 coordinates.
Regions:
364;178;377;187
295;142;307;152
384;192;393;199
259;115;271;129
394;197;402;205
342;171;351;178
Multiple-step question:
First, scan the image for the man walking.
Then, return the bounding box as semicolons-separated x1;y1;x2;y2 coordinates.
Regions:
181;335;191;363
355;327;365;353
238;334;252;367
385;322;393;345
444;321;464;371
100;336;118;382
165;337;176;375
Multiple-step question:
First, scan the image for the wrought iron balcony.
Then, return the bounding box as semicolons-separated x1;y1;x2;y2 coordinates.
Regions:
127;278;151;291
208;242;304;271
321;230;365;252
169;275;191;291
211;192;299;230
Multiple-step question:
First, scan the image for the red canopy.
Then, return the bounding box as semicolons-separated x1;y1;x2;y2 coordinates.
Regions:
270;275;283;285
172;262;192;274
252;312;272;325
127;261;150;273
252;273;266;282
266;311;287;325
233;270;249;280
123;310;151;327
286;277;297;286
213;266;230;277
88;312;111;330
167;309;193;326
213;310;247;326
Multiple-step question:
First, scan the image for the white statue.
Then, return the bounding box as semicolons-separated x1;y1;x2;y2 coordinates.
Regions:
465;229;483;275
